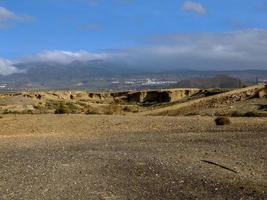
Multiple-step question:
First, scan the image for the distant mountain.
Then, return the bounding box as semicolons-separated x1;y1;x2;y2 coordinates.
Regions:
12;60;141;81
176;75;244;89
0;59;267;90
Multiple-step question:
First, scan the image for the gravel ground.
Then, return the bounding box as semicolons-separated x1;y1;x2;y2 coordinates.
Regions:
0;115;266;199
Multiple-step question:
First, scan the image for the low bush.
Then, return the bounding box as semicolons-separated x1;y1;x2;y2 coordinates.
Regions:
65;102;79;113
54;102;70;114
215;116;231;125
259;105;267;111
104;105;121;115
231;111;243;117
123;106;139;113
206;88;230;96
231;111;267;117
53;101;80;114
85;105;99;115
45;100;60;110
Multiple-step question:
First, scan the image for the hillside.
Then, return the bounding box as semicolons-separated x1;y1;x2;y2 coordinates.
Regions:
0;88;201;115
0;84;266;117
176;75;244;89
1;61;267;90
143;84;267;116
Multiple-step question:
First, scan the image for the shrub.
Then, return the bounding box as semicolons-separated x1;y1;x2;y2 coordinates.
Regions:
26;110;34;114
231;111;242;117
53;101;80;114
215;116;231;125
185;112;199;116
85;110;98;115
123;106;139;113
85;105;99;115
65;102;79;113
259;105;267;111
46;100;60;110
206;88;229;96
55;102;70;114
104;105;121;115
231;111;267;117
243;112;258;117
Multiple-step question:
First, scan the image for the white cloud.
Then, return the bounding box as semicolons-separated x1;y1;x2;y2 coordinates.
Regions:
0;6;33;28
21;50;108;64
0;7;17;21
135;29;267;70
4;29;267;73
181;1;207;16
0;59;20;75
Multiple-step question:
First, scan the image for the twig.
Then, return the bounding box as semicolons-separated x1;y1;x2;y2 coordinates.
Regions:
201;160;238;173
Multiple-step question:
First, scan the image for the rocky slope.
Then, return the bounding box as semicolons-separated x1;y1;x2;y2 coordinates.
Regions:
0;84;266;116
0;88;201;114
143;84;267;116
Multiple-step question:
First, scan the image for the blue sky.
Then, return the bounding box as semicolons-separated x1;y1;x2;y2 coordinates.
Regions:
0;0;267;74
1;0;267;58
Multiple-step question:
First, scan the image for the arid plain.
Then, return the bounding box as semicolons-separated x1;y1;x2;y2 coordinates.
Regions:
0;85;266;199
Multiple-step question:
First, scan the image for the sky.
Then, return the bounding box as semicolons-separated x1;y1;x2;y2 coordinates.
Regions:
1;0;267;75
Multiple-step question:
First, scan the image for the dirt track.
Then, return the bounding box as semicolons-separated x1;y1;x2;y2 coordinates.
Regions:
0;115;266;199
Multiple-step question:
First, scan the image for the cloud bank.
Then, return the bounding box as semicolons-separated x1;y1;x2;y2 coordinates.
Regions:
181;1;207;16
131;29;267;70
20;50;108;64
1;29;267;75
0;59;20;76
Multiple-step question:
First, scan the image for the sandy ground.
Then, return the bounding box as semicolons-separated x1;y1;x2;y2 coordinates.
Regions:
0;115;266;199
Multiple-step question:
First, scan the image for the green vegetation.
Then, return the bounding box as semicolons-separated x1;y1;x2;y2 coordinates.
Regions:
45;100;60;110
54;102;69;114
43;100;81;114
54;102;80;114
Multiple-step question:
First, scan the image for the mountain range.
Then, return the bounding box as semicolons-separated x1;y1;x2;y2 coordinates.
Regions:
0;59;267;90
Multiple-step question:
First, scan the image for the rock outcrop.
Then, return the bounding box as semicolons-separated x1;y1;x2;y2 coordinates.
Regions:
144;84;267;116
86;89;201;104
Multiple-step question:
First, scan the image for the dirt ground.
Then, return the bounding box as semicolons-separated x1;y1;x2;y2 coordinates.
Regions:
0;115;266;199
